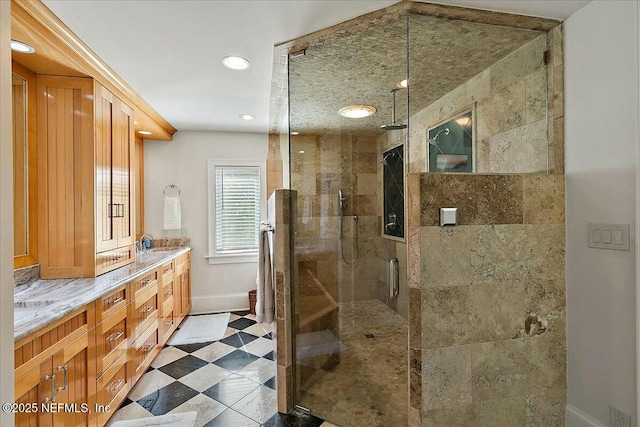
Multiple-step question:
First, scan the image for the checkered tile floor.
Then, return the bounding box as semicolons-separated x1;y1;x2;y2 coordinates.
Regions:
105;311;326;427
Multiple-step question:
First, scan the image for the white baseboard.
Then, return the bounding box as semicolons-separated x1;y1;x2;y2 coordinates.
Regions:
566;404;606;427
190;293;249;314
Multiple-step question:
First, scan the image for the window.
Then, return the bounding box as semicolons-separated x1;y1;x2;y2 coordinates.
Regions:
207;160;265;264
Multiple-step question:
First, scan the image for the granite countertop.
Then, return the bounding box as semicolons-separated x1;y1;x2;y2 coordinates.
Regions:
14;247;191;342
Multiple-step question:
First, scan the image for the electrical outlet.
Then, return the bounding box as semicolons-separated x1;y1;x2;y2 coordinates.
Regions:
609;405;631;427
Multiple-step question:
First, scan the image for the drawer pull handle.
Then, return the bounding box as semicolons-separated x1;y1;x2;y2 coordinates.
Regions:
142;344;154;352
56;365;68;391
107;296;124;305
107;331;124;342
43;374;56;403
164;289;172;295
141;306;153;314
108;378;125;393
141;278;154;286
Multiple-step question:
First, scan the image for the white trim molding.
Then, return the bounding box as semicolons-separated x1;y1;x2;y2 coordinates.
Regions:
566;404;607;427
190;293;250;314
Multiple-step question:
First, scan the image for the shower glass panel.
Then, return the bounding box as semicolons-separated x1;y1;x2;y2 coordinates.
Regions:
288;11;409;427
287;7;549;427
407;12;549;174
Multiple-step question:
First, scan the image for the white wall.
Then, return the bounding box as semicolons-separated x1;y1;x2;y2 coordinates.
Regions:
565;1;638;426
144;131;268;313
1;1;16;425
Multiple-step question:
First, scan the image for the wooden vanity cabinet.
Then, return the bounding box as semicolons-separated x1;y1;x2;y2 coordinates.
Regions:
159;259;177;345
14;250;191;427
14;304;95;427
174;252;192;324
36;76;135;279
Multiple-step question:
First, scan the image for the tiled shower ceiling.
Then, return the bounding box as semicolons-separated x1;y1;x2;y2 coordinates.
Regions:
289;13;541;134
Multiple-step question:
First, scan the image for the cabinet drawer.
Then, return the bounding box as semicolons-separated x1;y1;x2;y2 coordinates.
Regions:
160;259;175;278
159;311;176;346
161;279;174;312
96;351;129;427
128;287;159;343
96;285;127;324
129;320;159;384
95;306;128;377
130;269;159;300
96;246;134;276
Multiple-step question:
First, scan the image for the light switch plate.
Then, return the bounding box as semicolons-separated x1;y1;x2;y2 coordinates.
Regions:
588;223;630;251
440;208;457;226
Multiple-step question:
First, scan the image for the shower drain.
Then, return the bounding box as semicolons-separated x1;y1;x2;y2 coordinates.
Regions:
364;333;375;338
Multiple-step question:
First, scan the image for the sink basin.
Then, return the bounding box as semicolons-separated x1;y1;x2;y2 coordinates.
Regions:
14;300;58;309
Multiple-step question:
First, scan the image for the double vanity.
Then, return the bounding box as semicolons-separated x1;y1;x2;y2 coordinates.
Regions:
14;248;191;426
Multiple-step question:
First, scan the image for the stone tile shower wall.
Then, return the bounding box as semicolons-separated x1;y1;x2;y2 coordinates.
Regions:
269;189;295;413
376;131;409;320
291;131;380;303
407;173;566;426
408;33;551;174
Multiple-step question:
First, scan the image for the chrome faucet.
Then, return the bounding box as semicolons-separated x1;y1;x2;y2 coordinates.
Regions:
137;233;154;253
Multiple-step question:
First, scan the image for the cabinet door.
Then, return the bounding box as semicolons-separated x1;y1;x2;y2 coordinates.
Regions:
52;333;91;427
95;84;117;253
180;267;191;317
113;98;134;247
15;359;54;427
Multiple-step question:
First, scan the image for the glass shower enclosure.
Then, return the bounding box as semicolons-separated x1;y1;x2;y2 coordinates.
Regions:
285;6;550;427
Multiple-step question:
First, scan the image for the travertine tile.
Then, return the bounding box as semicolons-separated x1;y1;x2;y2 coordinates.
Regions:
480;79;526;136
409;287;422;348
471;333;566;401
409;407;421;427
525;387;566;427
421;226;471;287
523;174;565;224
410;348;422;410
421;283;525;348
526;68;547;124
423;346;472;410
419;174;523;226
470;224;565;284
422;404;477;427
479;395;525;426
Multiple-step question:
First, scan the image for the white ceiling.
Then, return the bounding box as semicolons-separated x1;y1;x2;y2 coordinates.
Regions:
42;0;590;135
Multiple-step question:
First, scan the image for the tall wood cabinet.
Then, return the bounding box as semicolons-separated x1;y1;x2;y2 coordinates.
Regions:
37;76;135;279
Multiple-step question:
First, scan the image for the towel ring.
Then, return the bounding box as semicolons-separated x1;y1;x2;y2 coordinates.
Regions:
163;184;181;196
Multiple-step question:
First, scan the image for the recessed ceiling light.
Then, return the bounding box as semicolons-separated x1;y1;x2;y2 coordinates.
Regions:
138;130;152;135
134;120;138;125
240;114;255;120
291;131;300;135
11;40;35;54
338;105;377;119
298;150;305;154
398;79;408;88
222;56;250;70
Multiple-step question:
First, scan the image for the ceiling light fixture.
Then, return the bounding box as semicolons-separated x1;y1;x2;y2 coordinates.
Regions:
222;56;250;70
240;114;255;120
11;40;35;54
338;104;377;119
398;79;408;88
138;130;152;135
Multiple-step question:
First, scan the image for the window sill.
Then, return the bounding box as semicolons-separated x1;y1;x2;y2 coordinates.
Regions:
205;253;258;265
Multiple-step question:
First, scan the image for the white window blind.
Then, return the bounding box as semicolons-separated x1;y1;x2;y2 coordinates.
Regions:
215;166;260;254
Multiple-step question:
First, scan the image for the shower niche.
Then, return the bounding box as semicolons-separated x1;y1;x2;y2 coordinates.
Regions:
382;144;404;239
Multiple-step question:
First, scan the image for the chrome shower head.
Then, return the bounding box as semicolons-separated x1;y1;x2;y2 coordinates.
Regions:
380;88;407;131
380;152;396;165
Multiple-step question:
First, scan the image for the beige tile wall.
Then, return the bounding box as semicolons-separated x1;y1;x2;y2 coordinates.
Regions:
407;173;566;426
408;33;550;174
